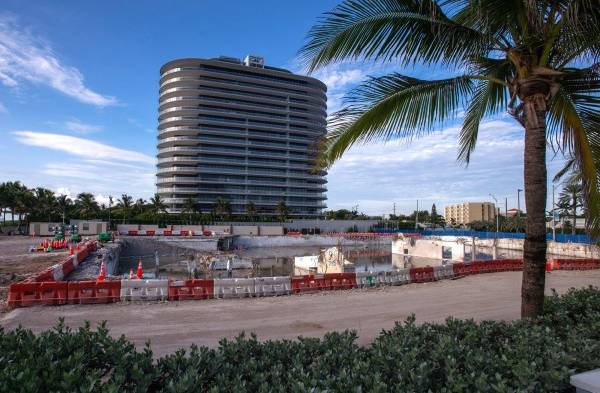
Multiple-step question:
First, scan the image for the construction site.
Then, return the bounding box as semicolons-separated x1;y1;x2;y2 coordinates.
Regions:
1;224;599;357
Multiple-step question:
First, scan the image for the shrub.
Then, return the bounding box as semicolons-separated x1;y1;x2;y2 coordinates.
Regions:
1;287;599;392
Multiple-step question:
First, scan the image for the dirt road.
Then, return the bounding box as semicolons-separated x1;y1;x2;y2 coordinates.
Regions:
1;270;598;357
0;236;68;310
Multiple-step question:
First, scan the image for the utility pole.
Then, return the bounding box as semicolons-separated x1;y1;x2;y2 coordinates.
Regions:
517;189;523;217
415;200;419;230
505;197;508;217
489;194;499;235
393;202;396;216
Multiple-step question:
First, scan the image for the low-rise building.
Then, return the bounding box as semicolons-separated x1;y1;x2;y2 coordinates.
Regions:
444;202;496;226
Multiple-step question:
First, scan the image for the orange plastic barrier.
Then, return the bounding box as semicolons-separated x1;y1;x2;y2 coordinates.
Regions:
128;230;138;236
145;230;155;236
163;230;172;236
7;282;68;308
168;279;214;300
322;273;356;289
291;275;324;293
180;230;189;236
554;258;600;270
410;267;435;283
67;281;121;304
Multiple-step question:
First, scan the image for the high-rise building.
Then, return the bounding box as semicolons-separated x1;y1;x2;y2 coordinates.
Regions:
157;55;328;216
444;202;496;225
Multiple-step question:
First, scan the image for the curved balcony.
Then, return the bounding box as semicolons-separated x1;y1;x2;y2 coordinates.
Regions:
156;167;199;175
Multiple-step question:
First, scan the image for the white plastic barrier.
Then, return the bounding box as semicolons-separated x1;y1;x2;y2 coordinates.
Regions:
52;263;64;281
388;269;411;285
254;276;291;296
120;279;169;301
433;264;454;280
355;271;373;287
214;278;256;298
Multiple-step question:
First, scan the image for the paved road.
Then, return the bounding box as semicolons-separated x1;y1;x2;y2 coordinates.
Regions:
2;271;599;357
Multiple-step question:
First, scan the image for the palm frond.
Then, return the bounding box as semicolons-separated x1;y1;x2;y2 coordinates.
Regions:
298;0;491;72
321;73;474;166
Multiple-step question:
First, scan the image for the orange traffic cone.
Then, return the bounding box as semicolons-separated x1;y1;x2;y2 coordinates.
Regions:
136;260;143;279
97;261;106;281
68;246;73;255
129;268;135;280
545;261;553;272
75;244;80;251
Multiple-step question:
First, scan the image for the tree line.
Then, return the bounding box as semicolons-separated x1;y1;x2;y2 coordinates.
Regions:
0;181;293;231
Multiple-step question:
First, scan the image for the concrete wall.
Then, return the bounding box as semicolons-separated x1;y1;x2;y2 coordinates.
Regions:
76;221;108;235
117;224;140;234
231;235;391;249
258;226;284;236
285;219;379;233
392;236;466;261
231;226;259;235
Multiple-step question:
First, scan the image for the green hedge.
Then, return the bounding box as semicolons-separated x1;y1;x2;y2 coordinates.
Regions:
1;287;599;392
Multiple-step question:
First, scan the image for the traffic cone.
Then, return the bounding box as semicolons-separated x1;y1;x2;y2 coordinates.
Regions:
136;260;143;279
129;269;135;280
75;244;80;251
69;246;73;255
97;261;106;281
545;261;553;272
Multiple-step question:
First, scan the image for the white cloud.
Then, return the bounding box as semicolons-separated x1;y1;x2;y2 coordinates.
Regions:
65;119;103;134
13;131;154;164
0;14;116;106
326;118;565;215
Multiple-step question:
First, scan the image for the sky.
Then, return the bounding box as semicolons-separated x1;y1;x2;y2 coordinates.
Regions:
0;1;568;215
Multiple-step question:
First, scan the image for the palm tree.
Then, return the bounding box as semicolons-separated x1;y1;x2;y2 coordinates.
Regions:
214;198;231;221
558;180;583;235
117;194;133;224
134;198;146;215
300;0;600;318
276;201;289;223
181;197;197;224
0;182;8;227
108;195;113;230
33;187;56;222
55;195;71;225
149;193;167;215
75;193;99;220
245;201;257;221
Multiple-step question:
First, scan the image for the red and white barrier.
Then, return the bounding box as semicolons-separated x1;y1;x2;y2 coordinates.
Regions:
7;257;600;309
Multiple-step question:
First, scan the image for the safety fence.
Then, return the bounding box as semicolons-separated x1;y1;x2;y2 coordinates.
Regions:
7;257;600;308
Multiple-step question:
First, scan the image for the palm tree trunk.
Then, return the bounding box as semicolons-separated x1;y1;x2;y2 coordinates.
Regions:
521;98;548;318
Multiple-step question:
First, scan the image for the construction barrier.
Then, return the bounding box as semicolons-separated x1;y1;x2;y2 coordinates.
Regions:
7;282;68;307
169;279;214;300
433;264;455;280
254;276;291;296
163;230;172;236
291;275;323;293
146;230;155;236
214;278;256;298
323;273;357;289
67;281;121;304
410;267;435;283
128;230;138;236
553;258;600;270
120;279;169;301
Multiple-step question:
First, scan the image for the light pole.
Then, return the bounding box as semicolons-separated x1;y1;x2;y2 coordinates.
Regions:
415;200;419;230
489;193;499;234
517;189;523;217
552;184;556;241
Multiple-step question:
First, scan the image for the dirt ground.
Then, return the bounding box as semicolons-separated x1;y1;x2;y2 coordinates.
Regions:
0;236;68;311
1;270;598;357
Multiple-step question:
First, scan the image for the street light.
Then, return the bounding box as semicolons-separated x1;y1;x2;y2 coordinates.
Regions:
489;193;499;233
517;189;523;217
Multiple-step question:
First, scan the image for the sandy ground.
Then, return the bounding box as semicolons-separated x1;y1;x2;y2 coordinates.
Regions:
1;270;599;357
0;236;68;311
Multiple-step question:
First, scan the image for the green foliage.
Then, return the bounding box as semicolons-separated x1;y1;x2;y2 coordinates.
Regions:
1;288;600;392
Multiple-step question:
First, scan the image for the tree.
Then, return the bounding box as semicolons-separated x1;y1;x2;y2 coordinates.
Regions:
245;201;257;221
558;180;583;235
276;201;289;222
134;198;146;215
55;194;72;225
181;197;197;224
75;193;99;220
300;0;600;318
117;194;133;224
149;194;167;215
430;204;443;229
214;198;231;221
33;187;56;222
108;196;113;230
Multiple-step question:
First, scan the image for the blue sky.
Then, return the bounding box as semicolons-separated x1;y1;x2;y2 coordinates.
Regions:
0;1;567;215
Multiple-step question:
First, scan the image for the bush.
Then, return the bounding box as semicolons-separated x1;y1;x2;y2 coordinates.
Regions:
1;287;599;392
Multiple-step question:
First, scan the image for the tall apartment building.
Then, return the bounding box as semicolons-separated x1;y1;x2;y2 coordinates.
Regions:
444;202;496;225
157;55;328;216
